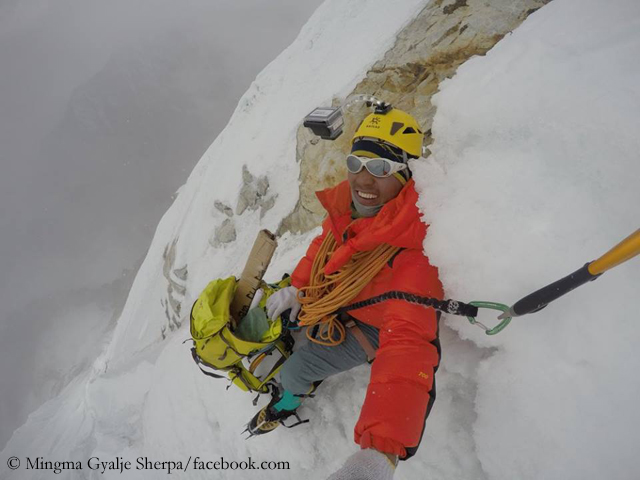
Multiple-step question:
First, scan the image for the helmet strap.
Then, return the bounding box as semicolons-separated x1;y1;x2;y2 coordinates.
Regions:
392;172;407;186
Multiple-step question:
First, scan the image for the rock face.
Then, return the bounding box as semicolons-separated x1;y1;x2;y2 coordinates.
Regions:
211;218;237;246
209;164;277;248
236;165;277;218
160;238;188;336
214;200;233;218
278;0;551;235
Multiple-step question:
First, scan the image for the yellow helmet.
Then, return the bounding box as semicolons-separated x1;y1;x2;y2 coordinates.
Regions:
352;108;424;158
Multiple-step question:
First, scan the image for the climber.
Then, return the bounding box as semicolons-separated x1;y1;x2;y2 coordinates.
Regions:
247;108;443;479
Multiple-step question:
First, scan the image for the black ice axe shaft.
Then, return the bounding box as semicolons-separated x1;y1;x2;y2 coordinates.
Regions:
498;229;640;319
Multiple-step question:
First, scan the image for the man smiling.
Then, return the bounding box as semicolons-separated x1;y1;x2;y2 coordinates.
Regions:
248;108;443;479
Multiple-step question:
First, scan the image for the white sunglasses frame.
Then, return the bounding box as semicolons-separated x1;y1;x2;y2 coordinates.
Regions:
346;154;408;178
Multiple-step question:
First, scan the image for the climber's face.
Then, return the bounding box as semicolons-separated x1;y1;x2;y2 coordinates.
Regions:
348;167;404;207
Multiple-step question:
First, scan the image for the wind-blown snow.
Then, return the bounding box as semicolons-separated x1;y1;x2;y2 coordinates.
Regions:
2;0;639;479
416;0;640;478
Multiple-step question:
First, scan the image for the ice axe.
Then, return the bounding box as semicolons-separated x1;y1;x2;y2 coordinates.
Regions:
497;228;640;321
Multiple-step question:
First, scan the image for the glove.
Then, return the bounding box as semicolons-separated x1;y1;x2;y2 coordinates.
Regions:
327;449;396;480
265;286;302;321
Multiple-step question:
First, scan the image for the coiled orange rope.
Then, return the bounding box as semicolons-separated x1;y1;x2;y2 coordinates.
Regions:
297;221;401;346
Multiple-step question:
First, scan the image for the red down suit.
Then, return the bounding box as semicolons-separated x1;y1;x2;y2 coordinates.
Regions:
290;179;444;459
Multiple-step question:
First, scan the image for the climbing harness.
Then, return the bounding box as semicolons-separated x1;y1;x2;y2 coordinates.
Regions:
342;317;377;362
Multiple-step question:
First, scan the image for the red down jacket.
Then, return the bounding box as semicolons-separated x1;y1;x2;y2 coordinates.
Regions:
290;179;443;459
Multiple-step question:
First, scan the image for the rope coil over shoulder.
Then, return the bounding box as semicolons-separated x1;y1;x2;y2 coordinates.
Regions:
297;220;401;346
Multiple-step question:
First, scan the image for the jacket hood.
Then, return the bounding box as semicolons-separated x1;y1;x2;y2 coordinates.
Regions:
315;179;427;274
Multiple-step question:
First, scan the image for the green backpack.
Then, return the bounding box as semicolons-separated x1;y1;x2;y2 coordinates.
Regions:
188;276;294;394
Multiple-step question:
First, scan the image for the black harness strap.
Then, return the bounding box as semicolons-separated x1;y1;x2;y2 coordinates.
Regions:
336;291;479;318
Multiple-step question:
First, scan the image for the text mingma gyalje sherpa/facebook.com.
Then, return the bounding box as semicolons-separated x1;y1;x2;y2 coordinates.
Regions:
6;455;291;474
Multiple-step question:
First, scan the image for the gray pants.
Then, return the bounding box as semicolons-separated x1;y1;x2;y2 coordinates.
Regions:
279;319;380;395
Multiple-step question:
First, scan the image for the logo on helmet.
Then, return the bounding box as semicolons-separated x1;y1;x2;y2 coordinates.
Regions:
367;117;381;129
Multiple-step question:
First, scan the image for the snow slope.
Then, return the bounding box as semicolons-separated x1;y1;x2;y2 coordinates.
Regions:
415;1;640;478
2;0;639;479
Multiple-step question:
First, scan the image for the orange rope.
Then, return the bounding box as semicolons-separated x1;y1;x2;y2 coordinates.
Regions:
297;220;400;346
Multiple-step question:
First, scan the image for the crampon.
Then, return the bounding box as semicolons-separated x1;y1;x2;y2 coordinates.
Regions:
242;391;309;438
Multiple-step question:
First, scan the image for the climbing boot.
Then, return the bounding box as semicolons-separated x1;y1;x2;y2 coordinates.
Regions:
243;390;307;437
